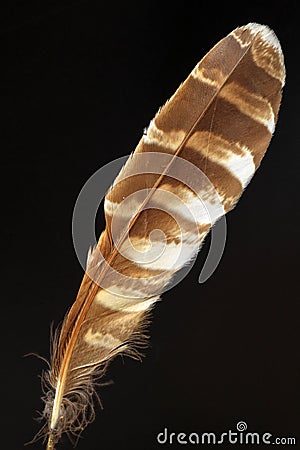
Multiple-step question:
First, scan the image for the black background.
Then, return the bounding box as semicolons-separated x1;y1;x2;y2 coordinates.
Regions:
1;1;299;449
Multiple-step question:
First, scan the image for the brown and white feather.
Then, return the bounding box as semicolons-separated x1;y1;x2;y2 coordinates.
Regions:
41;23;285;449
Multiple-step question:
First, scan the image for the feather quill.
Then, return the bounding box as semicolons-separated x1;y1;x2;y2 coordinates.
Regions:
39;23;285;449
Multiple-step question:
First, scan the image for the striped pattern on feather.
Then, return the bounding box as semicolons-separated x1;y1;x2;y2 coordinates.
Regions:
43;23;285;449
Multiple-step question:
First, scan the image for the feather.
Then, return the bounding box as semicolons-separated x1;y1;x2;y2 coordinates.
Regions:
39;23;285;449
